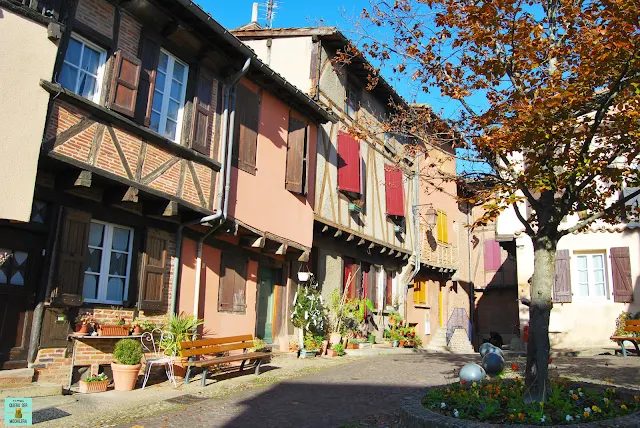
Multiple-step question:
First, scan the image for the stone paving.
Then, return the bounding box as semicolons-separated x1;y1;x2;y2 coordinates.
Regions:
5;352;638;428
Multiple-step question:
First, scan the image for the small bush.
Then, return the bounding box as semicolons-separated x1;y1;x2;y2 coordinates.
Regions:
332;343;345;356
113;339;142;365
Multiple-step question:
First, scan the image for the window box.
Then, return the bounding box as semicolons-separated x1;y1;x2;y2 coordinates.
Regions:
79;379;109;394
98;325;130;336
348;202;363;213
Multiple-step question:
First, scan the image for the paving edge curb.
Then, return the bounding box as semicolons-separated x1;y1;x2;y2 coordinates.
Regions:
399;384;640;427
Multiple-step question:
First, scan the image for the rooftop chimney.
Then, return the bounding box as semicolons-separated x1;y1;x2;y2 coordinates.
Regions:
251;2;259;23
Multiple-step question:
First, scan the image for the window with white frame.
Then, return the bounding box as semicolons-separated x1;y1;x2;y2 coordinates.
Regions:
83;221;134;304
150;50;189;142
575;253;607;298
59;36;107;103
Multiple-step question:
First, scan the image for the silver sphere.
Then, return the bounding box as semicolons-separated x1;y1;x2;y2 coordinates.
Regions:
479;342;493;357
459;363;486;383
486;345;504;357
482;352;505;376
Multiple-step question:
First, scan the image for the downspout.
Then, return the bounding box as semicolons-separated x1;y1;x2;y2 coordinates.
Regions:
170;58;251;315
406;154;421;322
467;202;474;342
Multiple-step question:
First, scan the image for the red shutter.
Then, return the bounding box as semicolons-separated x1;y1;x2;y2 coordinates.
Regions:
384;165;404;216
611;247;633;303
108;50;141;118
552;249;572;303
337;132;361;194
484;240;502;271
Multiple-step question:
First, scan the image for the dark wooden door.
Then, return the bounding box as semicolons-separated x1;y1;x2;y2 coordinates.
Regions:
0;227;45;369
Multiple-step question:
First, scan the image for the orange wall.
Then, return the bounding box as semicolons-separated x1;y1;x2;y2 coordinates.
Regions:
178;238;258;338
406;276;445;345
227;79;317;248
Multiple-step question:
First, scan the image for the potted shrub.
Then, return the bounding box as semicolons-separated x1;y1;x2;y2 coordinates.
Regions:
74;312;96;336
111;338;142;391
79;373;109;393
301;333;322;357
162;312;204;378
333;343;345;356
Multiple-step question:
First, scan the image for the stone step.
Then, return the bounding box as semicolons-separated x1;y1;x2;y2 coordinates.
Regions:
0;368;34;387
0;383;62;399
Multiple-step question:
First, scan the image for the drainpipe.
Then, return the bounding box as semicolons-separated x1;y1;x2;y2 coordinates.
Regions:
169;58;251;315
467;202;474;342
406;154;422;322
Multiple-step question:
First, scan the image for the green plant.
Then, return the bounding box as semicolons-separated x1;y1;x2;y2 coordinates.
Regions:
367;334;376;344
162;312;204;356
113;339;142;365
348;338;360;345
131;319;156;331
117;317;126;326
332;343;345;356
303;333;323;351
383;329;391;339
84;373;108;382
613;312;640;337
251;338;267;352
413;335;423;348
292;285;325;337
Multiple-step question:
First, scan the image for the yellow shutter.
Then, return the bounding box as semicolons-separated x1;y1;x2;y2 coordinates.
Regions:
413;282;420;303
420;281;427;304
437;210;448;243
413;281;427;304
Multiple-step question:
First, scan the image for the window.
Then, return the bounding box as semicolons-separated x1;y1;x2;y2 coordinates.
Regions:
0;249;28;286
218;253;247;313
83;221;134;304
436;210;448;243
413;280;427;305
59;36;107;103
345;80;360;117
575;253;607;298
149;50;188;142
233;84;260;174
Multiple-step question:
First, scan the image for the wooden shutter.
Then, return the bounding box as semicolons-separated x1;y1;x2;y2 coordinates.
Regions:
343;257;355;299
234;84;259;175
484;240;502;271
108;50;141;118
413;281;426;304
285;115;306;194
611;247;634;302
134;34;161;126
52;209;91;306
139;230;168;311
191;70;215;156
369;267;378;309
219;253;247;312
437;211;448;243
337;131;361;193
385;271;393;307
552;249;572;303
384;165;404;216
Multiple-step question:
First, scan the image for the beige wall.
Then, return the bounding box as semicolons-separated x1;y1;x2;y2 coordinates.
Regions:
0;9;57;221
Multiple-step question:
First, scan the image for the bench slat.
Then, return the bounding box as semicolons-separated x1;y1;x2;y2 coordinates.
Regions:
184;351;270;367
610;336;640;341
180;341;252;358
179;334;254;350
624;326;640;332
625;320;640;325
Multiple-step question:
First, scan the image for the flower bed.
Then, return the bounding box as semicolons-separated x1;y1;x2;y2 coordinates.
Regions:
421;378;640;425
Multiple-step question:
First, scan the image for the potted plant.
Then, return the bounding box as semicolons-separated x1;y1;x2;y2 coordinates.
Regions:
99;317;131;336
301;333;320;358
74;312;96;336
130;319;156;335
349;199;364;213
111;338;142;391
250;338;268;352
367;334;376;344
291;283;325;357
162;312;204;378
347;338;360;350
79;373;109;393
391;330;402;348
333;343;345;356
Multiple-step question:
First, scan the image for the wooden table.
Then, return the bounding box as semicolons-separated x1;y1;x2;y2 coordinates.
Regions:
66;334;143;389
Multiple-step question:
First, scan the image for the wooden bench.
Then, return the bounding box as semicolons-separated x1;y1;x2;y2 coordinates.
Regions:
610;320;640;357
178;334;271;386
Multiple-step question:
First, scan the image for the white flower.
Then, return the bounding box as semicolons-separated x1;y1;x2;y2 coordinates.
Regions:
579;391;584;397
584;407;591;413
440;402;446;409
540;416;546;423
565;415;574;422
576;415;581;419
569;389;574;394
453;409;459;418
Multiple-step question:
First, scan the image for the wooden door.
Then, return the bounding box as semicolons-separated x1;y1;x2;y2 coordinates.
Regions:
256;267;275;343
0;227;45;369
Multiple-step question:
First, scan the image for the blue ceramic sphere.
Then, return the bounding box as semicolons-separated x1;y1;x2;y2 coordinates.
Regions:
479;342;493;357
482;352;505;376
459;363;486;383
486;345;504;357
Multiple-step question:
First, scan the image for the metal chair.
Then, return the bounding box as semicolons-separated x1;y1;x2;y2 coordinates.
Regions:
141;328;177;389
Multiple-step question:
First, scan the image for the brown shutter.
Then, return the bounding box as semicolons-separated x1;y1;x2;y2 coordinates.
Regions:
191;70;215;156
52;209;91;306
385;271;393;307
285;115;306;194
134;34;161;126
233;258;247;313
552;249;572;303
611;247;634;302
139;230;168;311
108;50;141;118
218;254;233;311
234;84;259;175
218;253;247;312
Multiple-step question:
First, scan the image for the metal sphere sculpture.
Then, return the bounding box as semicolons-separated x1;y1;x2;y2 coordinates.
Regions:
482;352;505;376
486;345;504;357
479;342;493;357
459;363;486;384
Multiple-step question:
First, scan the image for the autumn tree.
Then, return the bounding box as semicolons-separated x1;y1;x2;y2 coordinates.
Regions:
355;0;640;402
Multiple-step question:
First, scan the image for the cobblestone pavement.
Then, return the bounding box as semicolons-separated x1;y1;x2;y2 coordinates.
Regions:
11;352;639;428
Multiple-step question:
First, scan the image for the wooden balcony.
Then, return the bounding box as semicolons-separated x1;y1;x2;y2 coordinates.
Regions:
421;233;458;270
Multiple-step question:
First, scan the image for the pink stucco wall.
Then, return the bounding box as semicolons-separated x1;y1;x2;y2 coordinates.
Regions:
178;238;258;338
227;79;317;248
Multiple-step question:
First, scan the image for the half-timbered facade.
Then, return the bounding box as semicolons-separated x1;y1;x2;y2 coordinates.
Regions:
0;0;332;382
234;26;461;346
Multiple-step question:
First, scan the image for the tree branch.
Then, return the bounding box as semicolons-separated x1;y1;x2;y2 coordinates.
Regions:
563;188;640;235
512;201;535;237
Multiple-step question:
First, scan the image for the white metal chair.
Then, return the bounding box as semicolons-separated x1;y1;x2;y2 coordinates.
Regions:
141;328;177;389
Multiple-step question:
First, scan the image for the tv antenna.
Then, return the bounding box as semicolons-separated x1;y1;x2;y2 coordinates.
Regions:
261;0;280;29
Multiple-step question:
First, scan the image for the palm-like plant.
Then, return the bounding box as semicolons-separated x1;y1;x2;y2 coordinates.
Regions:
161;312;204;356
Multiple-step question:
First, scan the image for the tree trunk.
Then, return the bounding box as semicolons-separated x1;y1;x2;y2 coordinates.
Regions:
524;237;556;403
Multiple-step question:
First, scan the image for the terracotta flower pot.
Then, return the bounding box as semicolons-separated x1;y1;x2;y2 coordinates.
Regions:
133;326;143;335
75;324;89;335
326;349;338;357
399;340;406;347
347;343;358;349
79;379;109;393
171;356;188;379
329;332;342;346
111;362;141;391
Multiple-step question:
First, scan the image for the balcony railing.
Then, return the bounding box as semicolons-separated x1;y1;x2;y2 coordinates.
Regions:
422;240;458;268
19;0;61;18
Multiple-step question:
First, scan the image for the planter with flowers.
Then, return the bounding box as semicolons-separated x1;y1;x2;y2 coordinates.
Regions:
98;317;131;336
78;373;109;393
74;312;96;336
130;318;156;335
